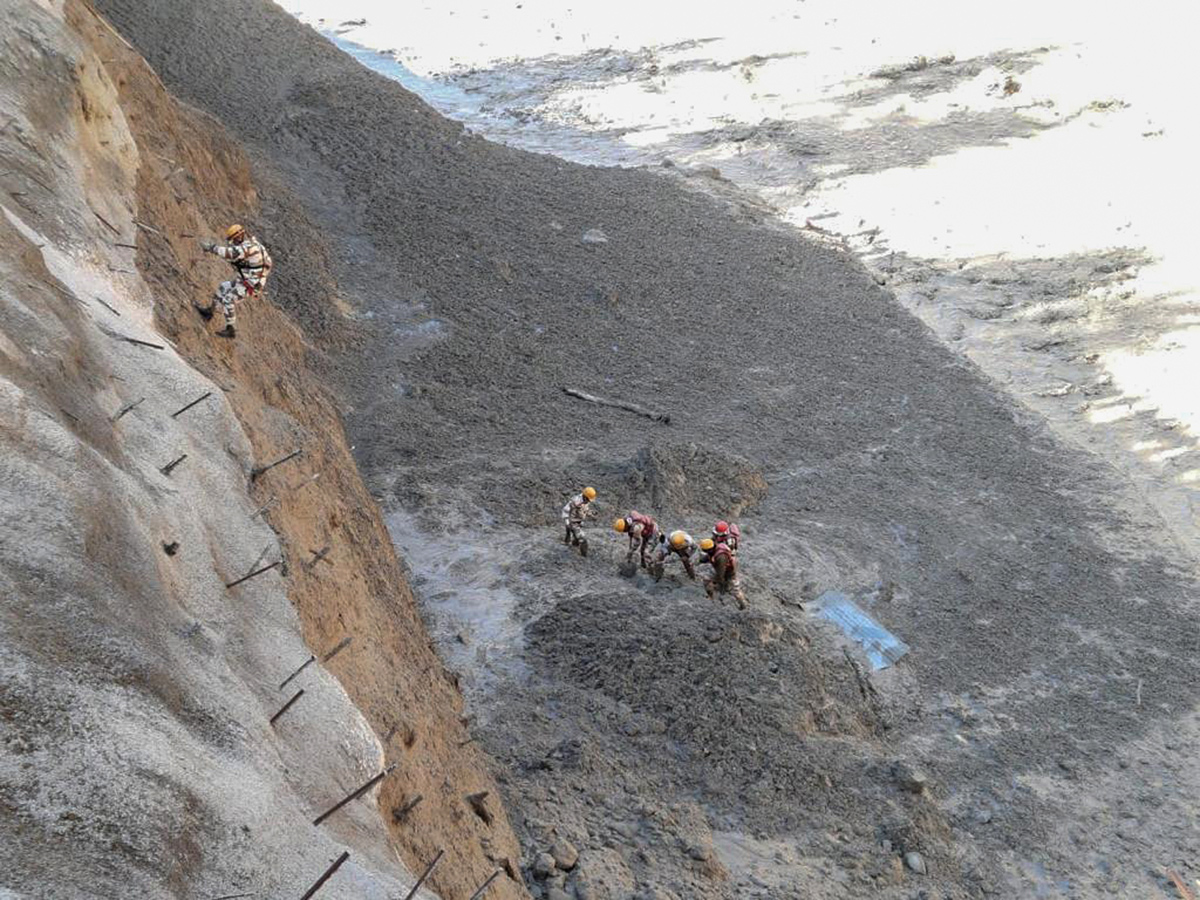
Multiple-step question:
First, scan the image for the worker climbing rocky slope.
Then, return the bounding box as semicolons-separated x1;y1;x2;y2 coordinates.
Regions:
0;3;528;898
78;1;1200;897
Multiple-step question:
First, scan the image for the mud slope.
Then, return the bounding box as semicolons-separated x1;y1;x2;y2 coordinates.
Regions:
0;3;527;898
94;1;1200;898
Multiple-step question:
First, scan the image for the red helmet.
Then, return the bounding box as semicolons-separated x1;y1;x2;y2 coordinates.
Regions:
713;521;729;536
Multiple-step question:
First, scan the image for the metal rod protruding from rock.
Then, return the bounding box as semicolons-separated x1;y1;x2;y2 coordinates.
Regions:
112;397;145;421
269;689;304;726
297;851;350;900
321;636;353;663
401;849;444;900
467;871;501;900
224;560;281;589
279;654;315;690
312;764;398;827
171;391;212;418
251;448;303;481
392;794;424;824
160;454;187;476
117;334;165;350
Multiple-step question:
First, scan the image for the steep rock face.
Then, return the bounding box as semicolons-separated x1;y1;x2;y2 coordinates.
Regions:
0;2;527;897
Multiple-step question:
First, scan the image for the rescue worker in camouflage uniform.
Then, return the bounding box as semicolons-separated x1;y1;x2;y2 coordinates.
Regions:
699;537;746;609
712;520;741;554
651;529;698;581
562;486;597;556
196;223;272;338
613;511;658;569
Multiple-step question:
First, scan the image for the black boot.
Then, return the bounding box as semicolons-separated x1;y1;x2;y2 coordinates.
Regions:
216;324;237;339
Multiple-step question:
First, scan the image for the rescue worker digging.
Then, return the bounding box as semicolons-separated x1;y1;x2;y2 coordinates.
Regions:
652;530;698;581
699;537;747;609
614;511;658;569
196;224;272;338
562;487;597;556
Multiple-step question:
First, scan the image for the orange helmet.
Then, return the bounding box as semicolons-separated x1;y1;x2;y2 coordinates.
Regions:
225;223;246;242
613;518;628;533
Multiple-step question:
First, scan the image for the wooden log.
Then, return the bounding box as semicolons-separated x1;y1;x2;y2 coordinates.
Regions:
225;560;281;589
171;391;212;418
269;689;304;726
467;871;501;900
159;454;188;476
251;448;303;481
321;636;353;663
113;241;139;249
279;654;315;690
562;386;670;424
297;851;349;900
312;764;397;826
111;397;144;422
400;849;443;900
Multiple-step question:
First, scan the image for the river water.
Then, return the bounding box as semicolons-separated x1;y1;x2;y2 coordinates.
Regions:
284;1;1200;554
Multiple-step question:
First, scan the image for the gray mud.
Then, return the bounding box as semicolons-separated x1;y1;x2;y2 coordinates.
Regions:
98;2;1200;897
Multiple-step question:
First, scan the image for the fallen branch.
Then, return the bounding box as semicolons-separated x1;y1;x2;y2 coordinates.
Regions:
133;219;164;237
562;387;669;424
251;496;279;519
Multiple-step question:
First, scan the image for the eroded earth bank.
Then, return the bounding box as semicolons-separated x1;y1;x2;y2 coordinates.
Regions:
7;0;1199;898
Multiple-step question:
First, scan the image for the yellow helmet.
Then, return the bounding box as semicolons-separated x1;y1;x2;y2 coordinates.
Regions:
613;518;628;533
582;486;597;501
225;223;246;242
670;530;687;549
699;538;715;552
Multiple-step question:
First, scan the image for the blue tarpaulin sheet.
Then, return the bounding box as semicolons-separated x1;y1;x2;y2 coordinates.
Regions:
812;591;909;670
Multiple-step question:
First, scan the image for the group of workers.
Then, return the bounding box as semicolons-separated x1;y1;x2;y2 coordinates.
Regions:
194;225;746;610
561;488;746;609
